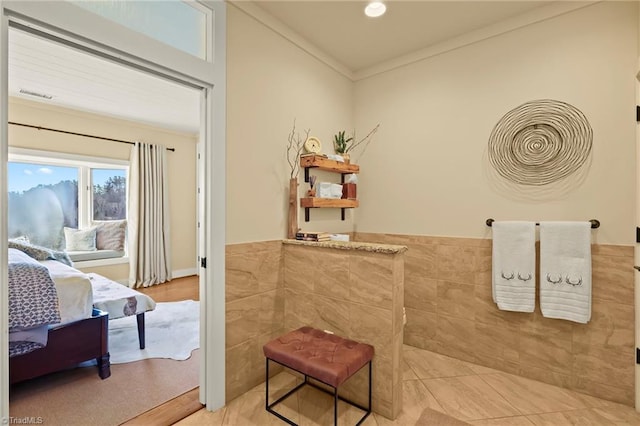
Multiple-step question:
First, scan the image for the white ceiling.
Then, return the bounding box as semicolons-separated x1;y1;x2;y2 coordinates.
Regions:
7;1;561;134
8;29;201;134
252;1;550;72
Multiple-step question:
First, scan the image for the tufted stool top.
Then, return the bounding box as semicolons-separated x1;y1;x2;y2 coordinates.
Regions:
263;327;374;388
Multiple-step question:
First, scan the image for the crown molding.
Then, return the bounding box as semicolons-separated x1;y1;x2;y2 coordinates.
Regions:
354;1;599;81
229;1;598;83
228;1;355;81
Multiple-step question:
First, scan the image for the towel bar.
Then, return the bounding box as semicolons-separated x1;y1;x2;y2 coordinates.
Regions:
485;218;600;229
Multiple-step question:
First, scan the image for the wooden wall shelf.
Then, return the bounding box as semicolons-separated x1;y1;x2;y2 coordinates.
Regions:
300;155;359;182
300;198;358;221
300;198;359;208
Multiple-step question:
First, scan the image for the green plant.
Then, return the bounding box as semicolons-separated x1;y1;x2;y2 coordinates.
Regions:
333;130;353;154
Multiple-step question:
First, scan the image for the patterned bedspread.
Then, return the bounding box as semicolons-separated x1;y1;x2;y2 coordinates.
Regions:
88;273;156;319
8;248;61;357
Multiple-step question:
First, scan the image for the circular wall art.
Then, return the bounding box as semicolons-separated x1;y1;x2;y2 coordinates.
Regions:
487;99;592;186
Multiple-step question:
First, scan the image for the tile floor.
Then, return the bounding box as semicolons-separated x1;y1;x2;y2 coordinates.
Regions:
176;345;640;425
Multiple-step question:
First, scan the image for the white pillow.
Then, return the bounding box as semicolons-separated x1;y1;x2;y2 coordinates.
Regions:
64;227;97;252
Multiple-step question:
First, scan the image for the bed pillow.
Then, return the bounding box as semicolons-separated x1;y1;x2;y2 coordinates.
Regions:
92;220;127;252
64;227;97;252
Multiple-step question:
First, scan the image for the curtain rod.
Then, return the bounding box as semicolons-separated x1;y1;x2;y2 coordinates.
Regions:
8;121;175;152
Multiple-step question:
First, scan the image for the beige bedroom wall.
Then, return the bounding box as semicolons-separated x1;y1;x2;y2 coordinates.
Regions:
8;97;198;281
354;1;637;245
226;4;354;244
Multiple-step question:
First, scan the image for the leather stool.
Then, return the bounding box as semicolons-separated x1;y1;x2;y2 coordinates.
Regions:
263;326;374;425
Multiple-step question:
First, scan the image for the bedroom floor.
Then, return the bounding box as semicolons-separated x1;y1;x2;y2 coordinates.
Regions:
175;344;640;426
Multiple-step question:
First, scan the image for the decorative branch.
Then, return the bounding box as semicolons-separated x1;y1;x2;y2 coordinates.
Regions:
346;124;380;154
286;119;310;179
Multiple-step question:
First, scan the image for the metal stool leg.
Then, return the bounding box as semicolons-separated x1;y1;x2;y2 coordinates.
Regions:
265;358;270;410
334;385;339;426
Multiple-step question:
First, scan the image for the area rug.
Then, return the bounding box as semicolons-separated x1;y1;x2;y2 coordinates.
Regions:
109;300;199;364
415;407;471;425
10;351;199;426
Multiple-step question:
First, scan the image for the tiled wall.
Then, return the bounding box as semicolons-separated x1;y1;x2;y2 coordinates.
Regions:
355;232;635;406
225;241;284;401
283;243;405;419
225;240;405;419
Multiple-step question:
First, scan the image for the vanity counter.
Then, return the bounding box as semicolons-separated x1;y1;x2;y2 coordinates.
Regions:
283;239;407;254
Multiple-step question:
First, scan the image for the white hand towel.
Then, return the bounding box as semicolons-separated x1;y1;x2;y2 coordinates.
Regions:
491;221;536;312
539;221;591;324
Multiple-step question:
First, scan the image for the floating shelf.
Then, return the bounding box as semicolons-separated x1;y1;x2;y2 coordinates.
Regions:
300;197;359;221
300;155;359;182
300;198;359;208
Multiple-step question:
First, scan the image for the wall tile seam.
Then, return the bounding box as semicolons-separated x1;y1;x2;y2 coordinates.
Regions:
431;277;477;286
283;291;395;311
225;240;283;248
588;296;635;307
570;371;634;391
224;336;262;351
225;287;284;300
359;234;633;254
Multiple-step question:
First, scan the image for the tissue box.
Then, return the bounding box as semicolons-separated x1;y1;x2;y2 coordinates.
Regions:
317;182;343;198
342;183;357;199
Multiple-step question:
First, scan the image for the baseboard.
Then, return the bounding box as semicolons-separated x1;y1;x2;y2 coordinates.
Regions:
113;268;197;285
173;268;198;279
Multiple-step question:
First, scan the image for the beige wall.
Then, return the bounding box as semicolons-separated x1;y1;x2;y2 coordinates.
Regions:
8;97;198;281
226;5;354;244
354;2;637;245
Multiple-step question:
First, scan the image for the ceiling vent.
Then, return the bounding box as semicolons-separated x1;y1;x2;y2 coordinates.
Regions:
19;88;53;100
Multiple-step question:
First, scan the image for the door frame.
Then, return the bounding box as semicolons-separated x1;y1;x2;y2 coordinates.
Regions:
0;0;226;419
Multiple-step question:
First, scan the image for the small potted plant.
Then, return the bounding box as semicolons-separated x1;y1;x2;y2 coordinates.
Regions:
333;130;353;163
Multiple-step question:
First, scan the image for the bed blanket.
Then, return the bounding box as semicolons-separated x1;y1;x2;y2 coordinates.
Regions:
8;249;61;357
9;239;73;267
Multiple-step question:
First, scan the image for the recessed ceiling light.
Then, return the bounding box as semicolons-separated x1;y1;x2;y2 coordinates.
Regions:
365;1;386;18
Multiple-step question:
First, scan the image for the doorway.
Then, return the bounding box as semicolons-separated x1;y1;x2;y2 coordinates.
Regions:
0;1;226;420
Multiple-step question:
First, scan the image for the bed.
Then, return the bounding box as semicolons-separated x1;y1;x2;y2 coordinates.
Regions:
8;247;110;384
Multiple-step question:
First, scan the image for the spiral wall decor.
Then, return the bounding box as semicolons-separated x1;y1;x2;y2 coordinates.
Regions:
488;99;592;186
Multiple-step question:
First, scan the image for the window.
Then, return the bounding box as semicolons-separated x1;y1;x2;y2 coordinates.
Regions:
69;0;209;60
8;149;128;260
92;169;127;220
7;162;78;250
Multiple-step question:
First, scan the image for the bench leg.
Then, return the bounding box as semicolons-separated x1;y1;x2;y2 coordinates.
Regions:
137;313;145;349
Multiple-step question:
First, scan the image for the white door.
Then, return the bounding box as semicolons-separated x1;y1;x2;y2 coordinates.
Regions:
636;73;640;412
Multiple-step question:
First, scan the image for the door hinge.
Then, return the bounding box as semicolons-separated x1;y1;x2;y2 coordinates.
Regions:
636;348;640;364
636;106;640;122
636;227;640;243
200;257;207;268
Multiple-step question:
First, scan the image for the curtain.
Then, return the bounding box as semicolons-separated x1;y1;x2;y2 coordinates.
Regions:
128;142;171;288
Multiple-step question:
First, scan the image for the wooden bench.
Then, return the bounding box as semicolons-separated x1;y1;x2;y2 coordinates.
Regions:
263;327;374;425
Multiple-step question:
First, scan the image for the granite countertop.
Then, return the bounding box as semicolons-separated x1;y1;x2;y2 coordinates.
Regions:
283;239;407;254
